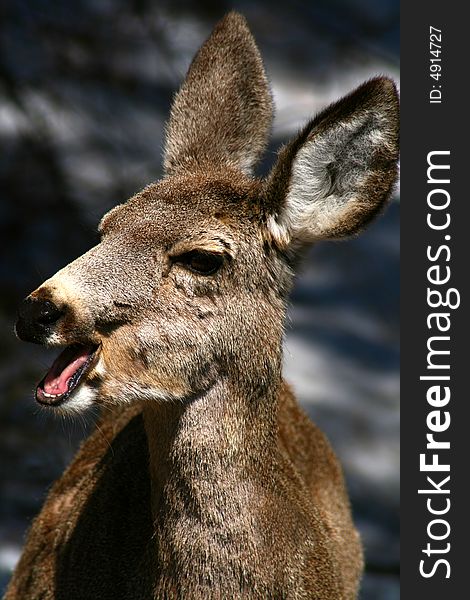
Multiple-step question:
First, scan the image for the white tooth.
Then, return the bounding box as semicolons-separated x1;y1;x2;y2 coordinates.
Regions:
42;391;60;398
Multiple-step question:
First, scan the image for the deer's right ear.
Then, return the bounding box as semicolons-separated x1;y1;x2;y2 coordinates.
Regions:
163;12;273;177
264;78;399;248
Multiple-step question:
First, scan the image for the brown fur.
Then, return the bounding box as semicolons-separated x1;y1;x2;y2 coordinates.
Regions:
163;14;273;176
6;388;360;600
8;11;399;599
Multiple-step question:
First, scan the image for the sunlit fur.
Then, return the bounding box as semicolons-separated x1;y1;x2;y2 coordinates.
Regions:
8;12;398;600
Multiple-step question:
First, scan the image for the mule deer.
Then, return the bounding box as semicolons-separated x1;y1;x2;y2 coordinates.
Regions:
7;12;399;600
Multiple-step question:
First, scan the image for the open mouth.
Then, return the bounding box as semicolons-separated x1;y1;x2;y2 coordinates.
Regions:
36;343;100;407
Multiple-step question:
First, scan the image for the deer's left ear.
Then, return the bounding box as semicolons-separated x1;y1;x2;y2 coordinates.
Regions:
163;12;273;177
264;78;399;247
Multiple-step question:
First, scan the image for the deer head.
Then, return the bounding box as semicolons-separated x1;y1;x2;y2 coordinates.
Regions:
15;12;399;414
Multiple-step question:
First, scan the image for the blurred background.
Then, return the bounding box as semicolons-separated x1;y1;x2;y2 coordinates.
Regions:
0;0;399;597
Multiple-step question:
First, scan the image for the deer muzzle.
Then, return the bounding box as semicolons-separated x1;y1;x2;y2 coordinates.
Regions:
16;296;65;344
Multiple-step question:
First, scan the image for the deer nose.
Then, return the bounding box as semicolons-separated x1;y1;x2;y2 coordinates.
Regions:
16;297;64;344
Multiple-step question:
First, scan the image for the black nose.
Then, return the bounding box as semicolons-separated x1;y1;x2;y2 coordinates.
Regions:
16;297;64;344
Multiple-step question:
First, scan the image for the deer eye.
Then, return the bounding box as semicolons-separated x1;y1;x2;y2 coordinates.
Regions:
176;251;224;276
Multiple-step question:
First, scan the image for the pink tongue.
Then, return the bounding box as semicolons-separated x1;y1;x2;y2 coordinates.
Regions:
43;348;91;395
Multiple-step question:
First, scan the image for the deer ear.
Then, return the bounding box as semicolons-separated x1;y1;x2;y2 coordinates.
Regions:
163;12;273;177
265;78;399;247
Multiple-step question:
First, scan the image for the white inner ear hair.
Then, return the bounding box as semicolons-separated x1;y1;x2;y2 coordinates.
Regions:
269;112;389;244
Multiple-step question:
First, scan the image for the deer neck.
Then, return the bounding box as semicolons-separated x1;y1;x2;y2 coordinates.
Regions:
140;340;285;592
142;361;282;541
142;371;280;503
